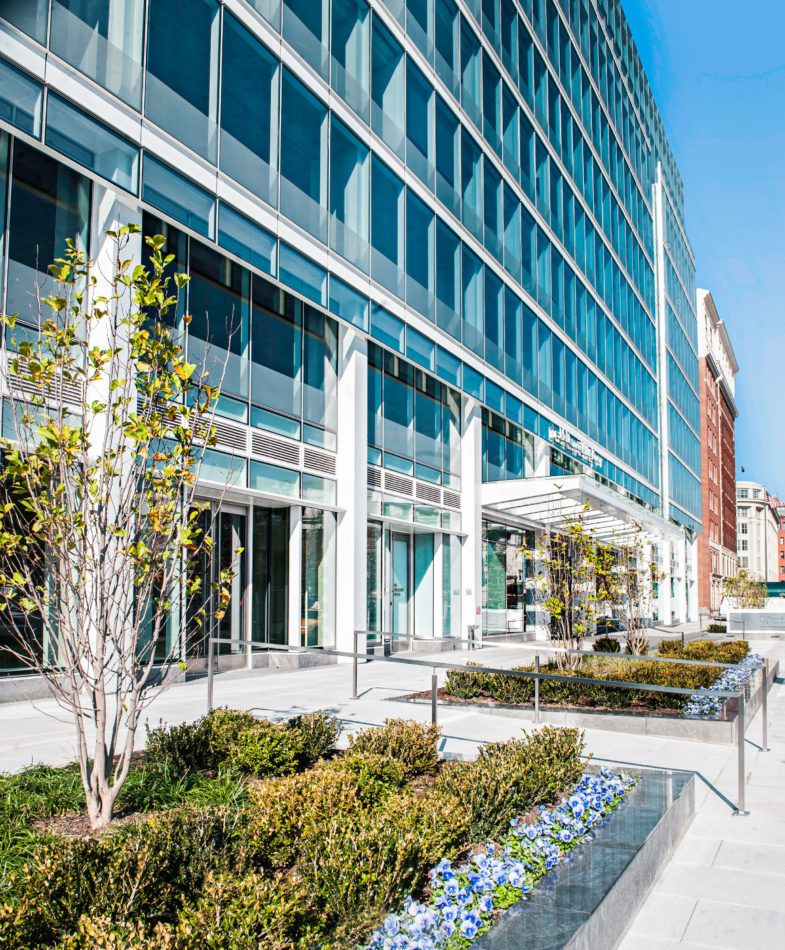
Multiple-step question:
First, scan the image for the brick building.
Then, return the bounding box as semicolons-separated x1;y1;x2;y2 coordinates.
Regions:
697;291;739;614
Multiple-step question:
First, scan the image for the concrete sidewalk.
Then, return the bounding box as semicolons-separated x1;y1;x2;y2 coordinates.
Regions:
0;639;783;949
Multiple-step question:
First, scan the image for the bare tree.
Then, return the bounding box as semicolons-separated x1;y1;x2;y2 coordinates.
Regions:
0;225;237;830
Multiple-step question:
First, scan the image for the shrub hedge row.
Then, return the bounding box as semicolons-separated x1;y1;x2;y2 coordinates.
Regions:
443;640;750;712
0;715;587;949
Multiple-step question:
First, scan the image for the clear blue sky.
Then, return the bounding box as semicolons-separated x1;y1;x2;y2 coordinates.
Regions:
621;0;785;496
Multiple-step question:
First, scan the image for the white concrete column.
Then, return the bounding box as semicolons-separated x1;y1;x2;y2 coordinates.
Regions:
460;398;483;638
334;325;368;654
287;506;302;647
532;434;551;477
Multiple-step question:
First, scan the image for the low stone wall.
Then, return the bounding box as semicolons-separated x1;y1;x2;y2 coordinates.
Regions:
0;664;185;704
728;610;785;639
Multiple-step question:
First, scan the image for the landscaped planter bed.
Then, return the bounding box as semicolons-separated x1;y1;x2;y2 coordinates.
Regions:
0;711;632;949
393;642;766;745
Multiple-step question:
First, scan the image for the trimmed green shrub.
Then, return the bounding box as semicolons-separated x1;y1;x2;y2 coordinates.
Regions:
436;726;585;841
706;623;727;633
1;807;243;946
347;719;441;778
297;788;470;941
328;752;407;804
657;638;748;664
286;711;342;767
206;709;258;759
144;717;215;776
174;870;322;949
444;661;491;699
226;721;304;777
594;636;621;653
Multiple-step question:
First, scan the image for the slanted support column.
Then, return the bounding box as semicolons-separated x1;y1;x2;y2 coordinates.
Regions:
334;325;368;654
460;398;482;639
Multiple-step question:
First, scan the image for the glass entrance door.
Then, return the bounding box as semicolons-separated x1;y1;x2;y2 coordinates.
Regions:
391;534;410;637
252;507;289;645
187;508;247;656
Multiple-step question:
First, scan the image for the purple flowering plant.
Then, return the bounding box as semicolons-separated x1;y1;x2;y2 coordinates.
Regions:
366;767;636;949
682;652;763;719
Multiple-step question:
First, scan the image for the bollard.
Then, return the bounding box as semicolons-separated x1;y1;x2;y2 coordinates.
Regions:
734;691;749;816
206;638;214;713
431;669;438;725
352;631;359;700
534;654;540;724
762;660;770;752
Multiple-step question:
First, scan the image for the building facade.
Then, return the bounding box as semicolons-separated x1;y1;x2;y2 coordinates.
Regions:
736;482;779;582
0;0;701;674
696;290;738;616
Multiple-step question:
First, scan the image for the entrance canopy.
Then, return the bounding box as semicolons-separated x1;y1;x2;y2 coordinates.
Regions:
482;474;683;544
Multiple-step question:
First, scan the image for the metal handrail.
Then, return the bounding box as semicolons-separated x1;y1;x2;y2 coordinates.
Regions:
204;634;771;817
514;643;758;672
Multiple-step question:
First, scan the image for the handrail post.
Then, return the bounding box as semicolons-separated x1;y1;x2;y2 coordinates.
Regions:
352;631;359;700
762;660;770;752
534;654;540;724
734;690;749;816
431;667;438;725
206;637;214;714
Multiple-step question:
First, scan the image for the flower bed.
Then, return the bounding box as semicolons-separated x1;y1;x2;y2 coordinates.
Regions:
368;768;636;949
683;651;763;718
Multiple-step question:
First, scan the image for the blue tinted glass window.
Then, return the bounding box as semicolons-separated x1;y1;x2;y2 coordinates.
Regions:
435;0;459;95
280;70;327;242
436;346;461;386
371;15;405;157
371;156;405;297
146;0;219;162
503;186;521;282
522;304;537;395
218;203;277;276
461;128;483;241
283;0;329;78
462;246;483;357
1;0;48;43
371;304;405;353
220;13;278;205
331;0;370;121
405;188;434;316
484;269;504;371
46;94;139;193
0;59;42;137
482;52;501;154
460;15;482;128
279;244;327;305
51;0;144;107
435;95;460;216
330;117;370;271
407;0;433;59
6;141;90;327
329;276;368;331
407;327;435;370
483;160;503;261
504;287;522;381
500;0;517;80
406;59;434;188
502;85;519;177
435;219;461;340
143;155;215;238
250;278;301;416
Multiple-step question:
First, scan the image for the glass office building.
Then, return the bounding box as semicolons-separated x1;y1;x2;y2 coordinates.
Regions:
0;0;700;671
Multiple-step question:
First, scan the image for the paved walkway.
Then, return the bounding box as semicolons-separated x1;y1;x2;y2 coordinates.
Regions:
0;639;783;949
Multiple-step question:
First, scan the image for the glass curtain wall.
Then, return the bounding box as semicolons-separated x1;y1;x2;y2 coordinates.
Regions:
482;521;526;636
51;0;145;108
301;507;336;647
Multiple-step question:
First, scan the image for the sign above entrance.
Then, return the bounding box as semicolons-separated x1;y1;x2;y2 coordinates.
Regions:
548;427;600;466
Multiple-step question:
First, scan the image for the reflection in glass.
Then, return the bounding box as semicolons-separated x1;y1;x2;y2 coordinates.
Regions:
280;70;327;242
145;0;219;162
252;506;289;645
331;0;370;121
51;0;144;108
367;521;383;633
5;142;90;328
301;508;336;647
371;15;405;157
283;0;329;78
220;13;279;205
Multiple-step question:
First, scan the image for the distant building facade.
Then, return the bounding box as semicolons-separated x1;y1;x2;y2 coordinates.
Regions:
696;291;738;615
736;482;779;582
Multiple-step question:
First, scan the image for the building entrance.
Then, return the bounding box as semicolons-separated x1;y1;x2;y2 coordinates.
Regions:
251;506;289;645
